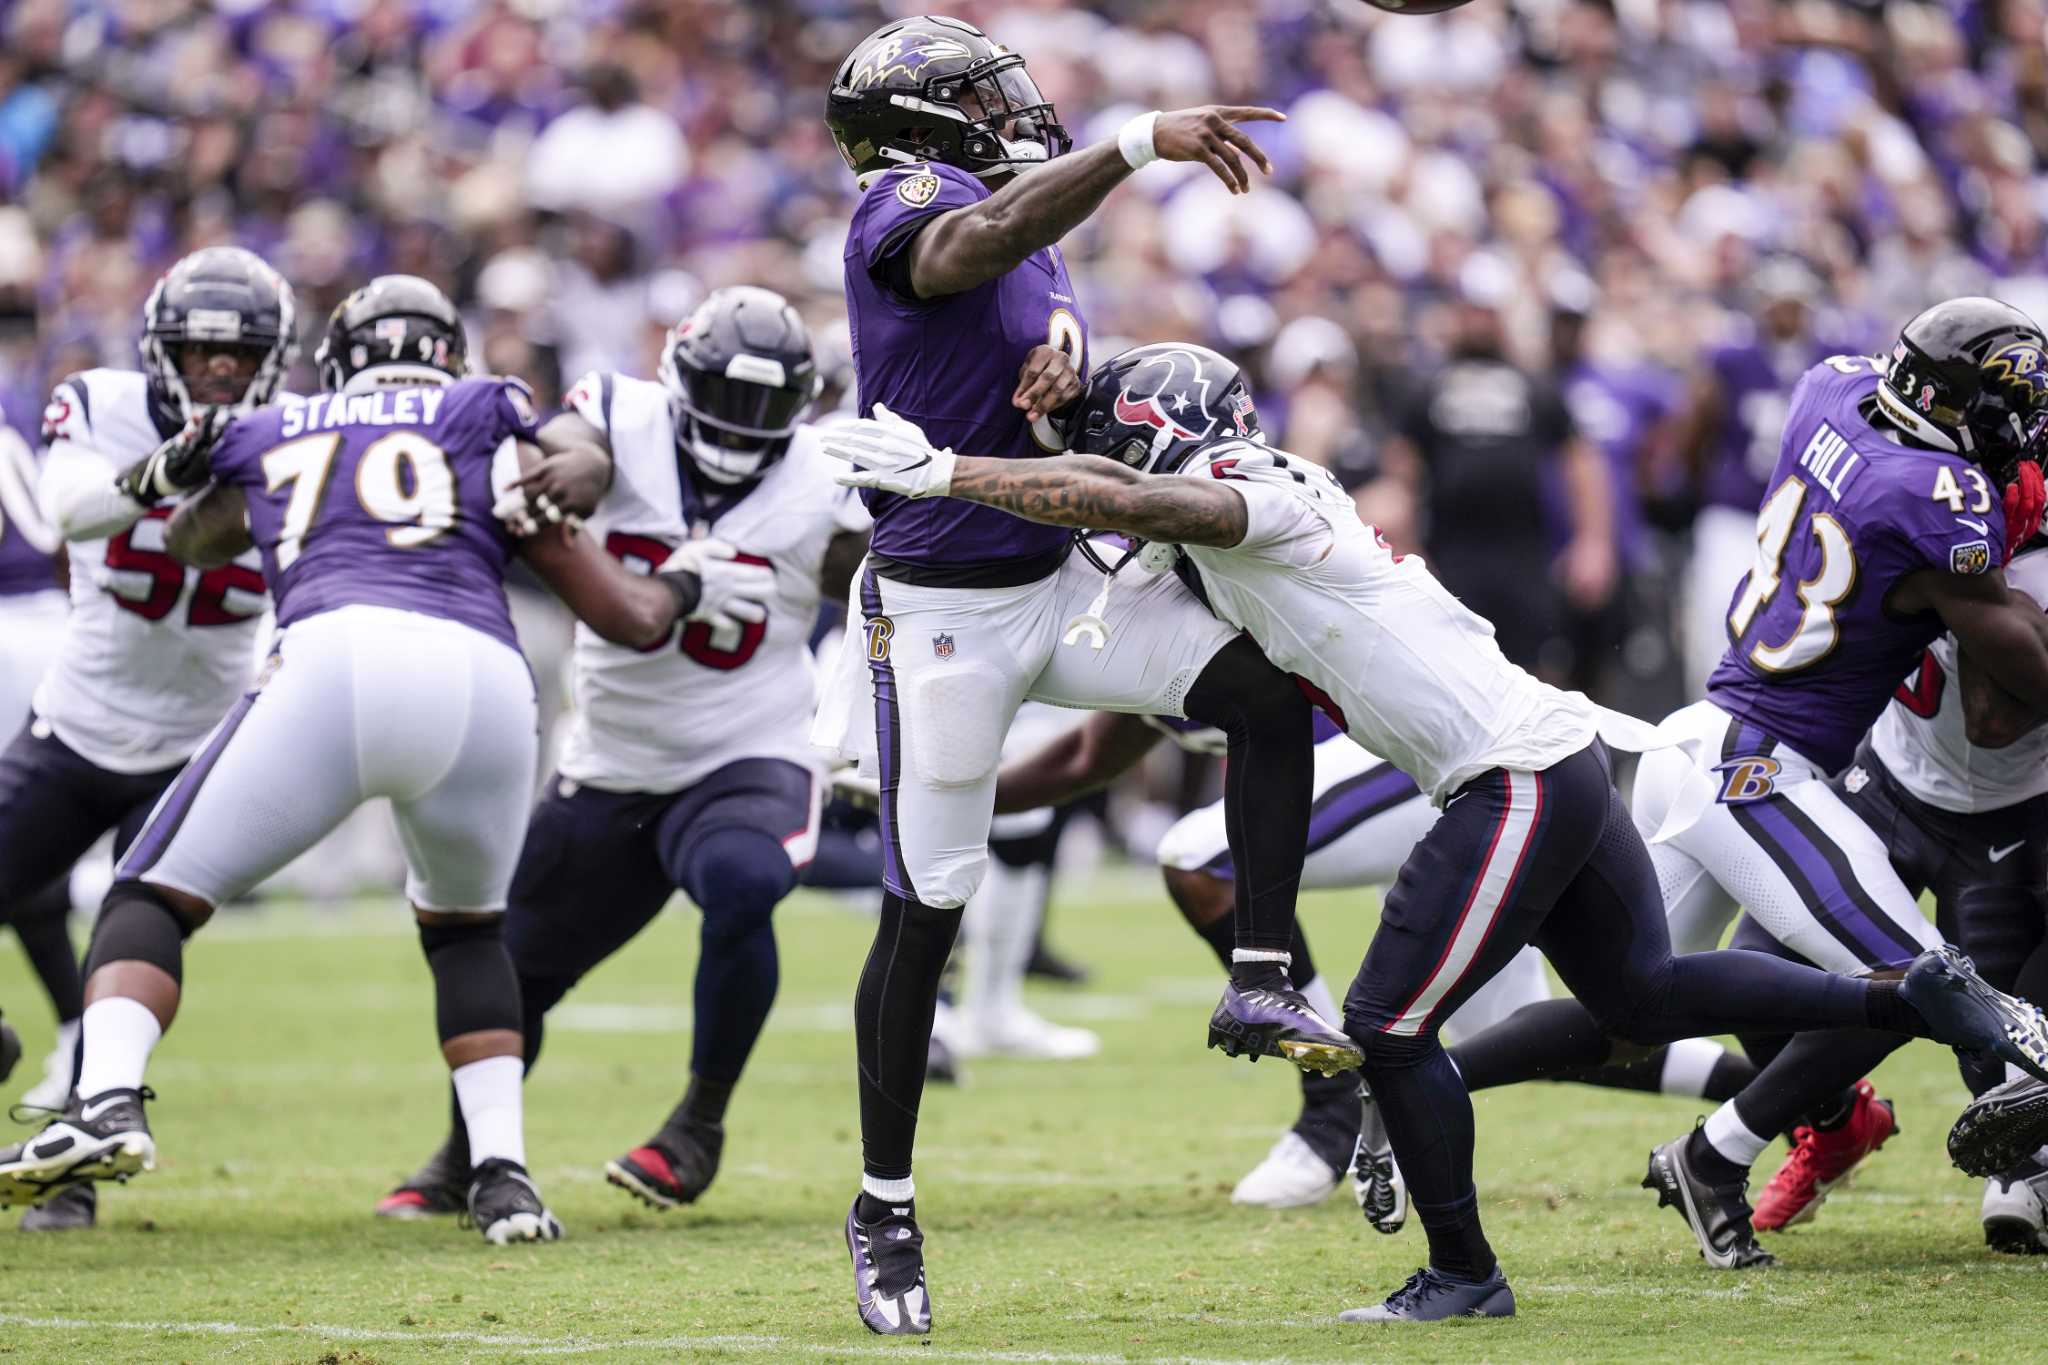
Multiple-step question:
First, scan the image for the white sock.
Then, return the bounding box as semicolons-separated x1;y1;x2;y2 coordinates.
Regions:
1658;1038;1726;1098
451;1055;526;1168
962;856;1045;1032
863;1172;914;1203
1301;973;1341;1027
1702;1101;1771;1169
76;997;161;1098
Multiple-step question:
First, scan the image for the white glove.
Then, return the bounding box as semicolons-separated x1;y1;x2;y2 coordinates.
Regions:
657;538;774;634
492;481;542;537
118;407;229;505
819;403;956;499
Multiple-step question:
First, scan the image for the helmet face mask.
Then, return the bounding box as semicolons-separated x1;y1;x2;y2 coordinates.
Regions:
658;286;820;486
1876;297;2048;482
140;246;298;420
827;17;1071;180
313;275;468;394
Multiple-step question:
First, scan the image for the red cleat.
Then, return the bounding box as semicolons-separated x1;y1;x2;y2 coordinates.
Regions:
1753;1080;1897;1232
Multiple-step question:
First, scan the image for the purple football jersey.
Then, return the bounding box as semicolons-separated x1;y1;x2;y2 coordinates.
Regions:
1707;356;2007;773
844;161;1085;572
208;377;535;650
1702;338;1836;513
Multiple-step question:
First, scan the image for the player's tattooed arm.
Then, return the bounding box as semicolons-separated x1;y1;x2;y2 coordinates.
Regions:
1902;567;2048;715
165;483;253;569
945;453;1248;548
907;106;1283;298
993;712;1161;814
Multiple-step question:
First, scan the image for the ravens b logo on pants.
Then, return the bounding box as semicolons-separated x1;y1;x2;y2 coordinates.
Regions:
1714;756;1782;804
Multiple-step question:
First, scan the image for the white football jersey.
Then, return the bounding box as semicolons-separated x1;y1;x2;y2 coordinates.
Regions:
1868;547;2048;814
1177;441;1597;803
33;369;268;773
555;372;870;793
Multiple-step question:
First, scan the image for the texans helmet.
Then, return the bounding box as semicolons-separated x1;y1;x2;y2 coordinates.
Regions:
314;274;468;394
1065;342;1262;474
139;246;297;420
1875;297;2048;482
658;285;820;485
826;15;1070;180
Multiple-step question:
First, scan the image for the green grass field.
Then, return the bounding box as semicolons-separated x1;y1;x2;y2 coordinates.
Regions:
0;867;2039;1363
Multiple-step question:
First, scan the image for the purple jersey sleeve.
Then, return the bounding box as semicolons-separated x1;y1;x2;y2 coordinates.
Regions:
1875;452;2007;579
850;163;986;283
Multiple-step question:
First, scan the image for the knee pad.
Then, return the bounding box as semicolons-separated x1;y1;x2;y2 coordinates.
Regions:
84;881;192;983
684;828;796;944
418;916;521;1043
908;666;1009;788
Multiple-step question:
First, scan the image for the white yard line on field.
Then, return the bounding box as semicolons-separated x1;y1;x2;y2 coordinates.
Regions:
0;1312;1355;1364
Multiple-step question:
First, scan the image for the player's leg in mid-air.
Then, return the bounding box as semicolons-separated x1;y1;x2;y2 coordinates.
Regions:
846;551;1319;1335
1335;741;2048;1321
0;607;556;1242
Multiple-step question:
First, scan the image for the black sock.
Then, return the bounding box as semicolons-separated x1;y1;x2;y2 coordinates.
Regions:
1728;1029;1904;1145
668;1074;735;1133
1446;998;1616;1092
1704;1048;1761;1102
856;892;960;1181
1181;637;1313;956
1415;1190;1496;1282
1863;979;1932;1036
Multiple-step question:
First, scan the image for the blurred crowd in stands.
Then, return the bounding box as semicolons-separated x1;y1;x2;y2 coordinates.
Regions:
6;0;2048;713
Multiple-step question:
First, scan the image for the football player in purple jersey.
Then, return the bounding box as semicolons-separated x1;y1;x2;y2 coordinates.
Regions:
1440;298;2048;1269
0;276;768;1244
822;15;1336;1335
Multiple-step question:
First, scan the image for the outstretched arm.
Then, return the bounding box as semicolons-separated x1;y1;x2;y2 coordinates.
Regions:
907;107;1282;298
943;453;1248;547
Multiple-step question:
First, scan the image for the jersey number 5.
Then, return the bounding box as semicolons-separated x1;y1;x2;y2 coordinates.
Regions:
261;431;457;570
1725;476;1858;672
605;532;767;668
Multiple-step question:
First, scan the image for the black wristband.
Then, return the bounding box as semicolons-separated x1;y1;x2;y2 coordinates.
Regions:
657;568;703;620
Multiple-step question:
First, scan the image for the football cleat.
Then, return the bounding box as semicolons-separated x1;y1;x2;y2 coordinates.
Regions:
1901;947;2048;1085
375;1135;470;1219
1207;981;1362;1075
606;1121;723;1211
1232;1130;1342;1209
1949;1075;2048;1177
1338;1266;1515;1322
464;1158;562;1244
1753;1081;1896;1232
1643;1132;1776;1269
1981;1157;2048;1254
0;1087;154;1207
956;1005;1099;1061
846;1196;931;1336
19;1025;79;1113
1353;1083;1408;1234
19;1183;96;1231
0;1012;21;1086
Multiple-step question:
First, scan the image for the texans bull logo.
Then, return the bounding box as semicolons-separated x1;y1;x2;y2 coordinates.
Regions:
1111;348;1219;447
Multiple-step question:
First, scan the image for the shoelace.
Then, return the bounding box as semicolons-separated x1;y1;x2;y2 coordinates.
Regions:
8;1084;154;1128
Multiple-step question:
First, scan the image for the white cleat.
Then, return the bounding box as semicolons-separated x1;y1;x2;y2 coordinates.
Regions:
1231;1130;1342;1208
19;1020;80;1112
957;1006;1100;1061
1982;1160;2048;1255
0;1087;153;1207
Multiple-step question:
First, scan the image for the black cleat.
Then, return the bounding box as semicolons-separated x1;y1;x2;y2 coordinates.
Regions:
1338;1266;1515;1322
1352;1081;1408;1234
926;1030;960;1086
0;1087;154;1207
375;1135;471;1219
1643;1131;1776;1269
0;1012;20;1086
1208;980;1363;1076
464;1158;562;1244
1902;947;2048;1085
606;1121;723;1211
846;1196;931;1336
1024;940;1091;987
1949;1076;2048;1178
20;1183;96;1231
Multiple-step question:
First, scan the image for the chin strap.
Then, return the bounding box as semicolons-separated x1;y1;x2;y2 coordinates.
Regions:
1062;533;1147;651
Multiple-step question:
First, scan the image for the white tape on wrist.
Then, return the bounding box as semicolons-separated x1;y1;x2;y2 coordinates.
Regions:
1118;111;1161;170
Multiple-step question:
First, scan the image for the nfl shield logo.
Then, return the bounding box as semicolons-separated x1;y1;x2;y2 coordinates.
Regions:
932;633;955;660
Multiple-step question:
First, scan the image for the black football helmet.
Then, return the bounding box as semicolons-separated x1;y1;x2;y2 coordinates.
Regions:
139;246;297;419
1065;343;1262;474
658;285;820;485
314;274;468;393
1876;297;2048;481
826;15;1070;180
